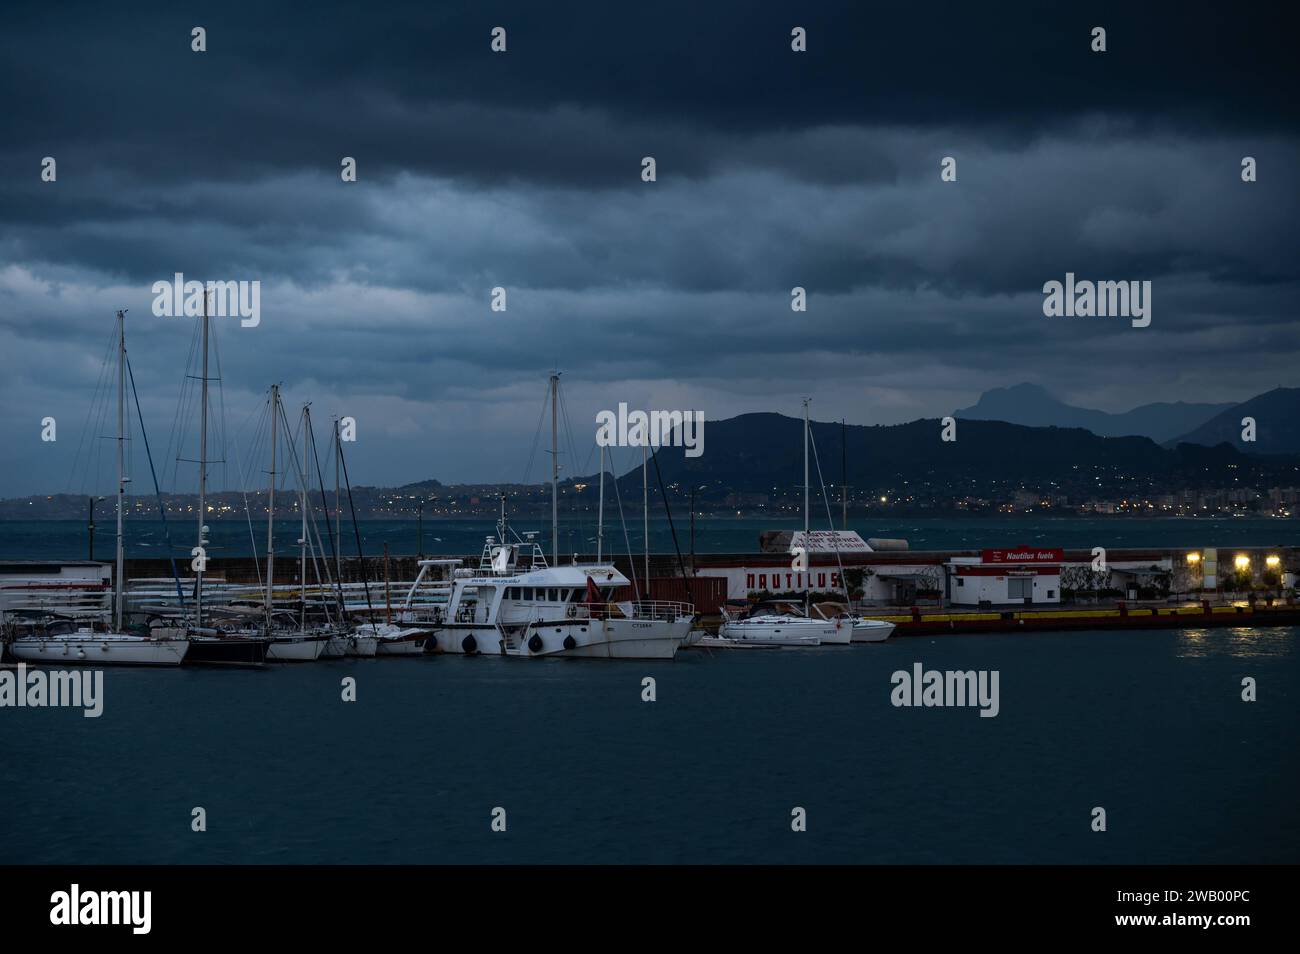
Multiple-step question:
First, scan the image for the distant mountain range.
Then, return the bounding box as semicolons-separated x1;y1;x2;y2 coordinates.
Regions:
955;383;1233;443
954;383;1300;454
1164;387;1300;454
615;412;1297;498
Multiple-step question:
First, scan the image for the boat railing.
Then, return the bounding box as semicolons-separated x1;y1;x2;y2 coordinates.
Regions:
574;600;694;621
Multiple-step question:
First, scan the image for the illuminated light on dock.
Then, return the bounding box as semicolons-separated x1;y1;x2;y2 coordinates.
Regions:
1185;552;1201;564
1265;555;1281;568
1234;554;1251;570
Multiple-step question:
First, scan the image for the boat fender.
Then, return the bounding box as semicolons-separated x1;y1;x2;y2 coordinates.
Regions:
462;634;477;654
528;633;544;653
563;635;576;650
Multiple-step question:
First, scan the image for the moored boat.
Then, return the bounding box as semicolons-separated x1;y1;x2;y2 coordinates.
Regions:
9;626;188;666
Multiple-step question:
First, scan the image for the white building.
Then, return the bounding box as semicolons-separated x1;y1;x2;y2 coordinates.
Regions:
946;548;1063;606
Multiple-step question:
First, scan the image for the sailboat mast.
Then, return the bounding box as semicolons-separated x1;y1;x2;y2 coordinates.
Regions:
550;372;559;565
333;417;341;581
597;443;604;563
841;418;847;527
642;442;649;587
196;293;209;628
384;542;392;624
300;406;308;631
803;398;810;616
115;309;126;632
803;399;810;535
265;384;278;627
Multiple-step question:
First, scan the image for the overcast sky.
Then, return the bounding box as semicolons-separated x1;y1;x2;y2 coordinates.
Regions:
2;0;1296;496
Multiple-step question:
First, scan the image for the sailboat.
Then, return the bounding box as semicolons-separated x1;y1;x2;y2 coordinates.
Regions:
718;399;852;646
804;403;895;644
8;311;189;667
363;545;430;655
262;387;330;662
182;294;271;666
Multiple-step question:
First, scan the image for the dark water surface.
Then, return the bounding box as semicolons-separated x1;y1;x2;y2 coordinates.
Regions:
2;625;1295;864
1;515;1296;561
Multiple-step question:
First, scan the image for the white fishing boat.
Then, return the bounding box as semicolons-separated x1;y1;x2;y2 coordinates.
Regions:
425;537;692;659
9;311;189;667
425;374;694;660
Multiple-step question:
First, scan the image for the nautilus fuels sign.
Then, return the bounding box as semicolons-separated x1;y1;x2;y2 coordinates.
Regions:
981;547;1064;564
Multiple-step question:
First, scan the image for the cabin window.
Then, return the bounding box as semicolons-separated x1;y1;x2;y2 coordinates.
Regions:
547;588;557;602
956;578;964;587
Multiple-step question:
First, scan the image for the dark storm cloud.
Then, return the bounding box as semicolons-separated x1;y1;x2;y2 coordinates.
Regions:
0;0;1297;495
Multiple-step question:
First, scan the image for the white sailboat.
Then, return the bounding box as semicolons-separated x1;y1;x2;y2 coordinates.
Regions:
804;400;896;644
718;399;852;647
716;600;844;646
8;311;189;667
260;387;329;662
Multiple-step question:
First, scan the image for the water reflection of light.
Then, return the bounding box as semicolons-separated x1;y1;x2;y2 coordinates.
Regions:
1176;625;1295;659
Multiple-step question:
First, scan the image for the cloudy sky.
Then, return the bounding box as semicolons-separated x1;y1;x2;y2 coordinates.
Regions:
2;0;1296;496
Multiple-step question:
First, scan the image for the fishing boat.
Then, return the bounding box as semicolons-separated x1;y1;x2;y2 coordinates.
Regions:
7;311;188;667
425;375;694;659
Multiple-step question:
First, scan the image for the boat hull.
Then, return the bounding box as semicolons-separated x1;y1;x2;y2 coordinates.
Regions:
717;619;844;646
8;635;189;667
346;635;379;657
266;636;328;661
376;637;428;655
433;617;688;660
850;620;896;643
185;636;270;666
